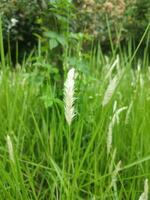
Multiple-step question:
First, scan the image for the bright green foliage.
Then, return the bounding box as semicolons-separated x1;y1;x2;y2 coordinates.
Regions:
0;2;150;199
0;35;150;199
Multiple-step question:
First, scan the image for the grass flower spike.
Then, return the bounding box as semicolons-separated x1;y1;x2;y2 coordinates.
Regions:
107;106;127;155
102;75;119;107
6;135;14;163
64;68;76;126
111;160;121;188
139;179;149;200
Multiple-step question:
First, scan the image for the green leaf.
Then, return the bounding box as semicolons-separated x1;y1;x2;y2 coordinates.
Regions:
40;96;54;108
44;31;58;39
49;39;58;50
57;35;66;46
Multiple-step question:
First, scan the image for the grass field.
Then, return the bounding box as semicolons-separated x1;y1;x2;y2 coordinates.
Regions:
0;19;150;199
0;47;150;199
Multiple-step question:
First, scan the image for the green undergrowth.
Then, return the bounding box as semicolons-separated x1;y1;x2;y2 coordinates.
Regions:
0;16;150;200
0;48;150;199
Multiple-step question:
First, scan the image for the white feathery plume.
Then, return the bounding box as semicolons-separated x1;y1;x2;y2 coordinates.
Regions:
102;75;119;107
107;106;127;155
64;68;76;126
110;160;121;199
111;160;122;188
6;135;14;163
103;68;125;107
139;179;149;200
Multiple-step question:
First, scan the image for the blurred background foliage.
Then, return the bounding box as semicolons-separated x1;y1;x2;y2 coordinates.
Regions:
74;0;150;43
0;0;149;62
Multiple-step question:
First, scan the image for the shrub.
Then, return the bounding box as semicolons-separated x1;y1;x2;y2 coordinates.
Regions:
125;0;150;40
0;0;50;62
0;0;75;63
74;0;150;46
0;0;149;63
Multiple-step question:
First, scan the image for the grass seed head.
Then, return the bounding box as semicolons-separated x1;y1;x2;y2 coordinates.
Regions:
64;68;76;126
139;179;149;200
111;160;121;187
6;135;14;163
102;75;119;107
107;106;127;155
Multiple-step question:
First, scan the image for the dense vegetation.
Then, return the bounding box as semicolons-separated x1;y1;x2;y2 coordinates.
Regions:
0;0;150;57
0;0;150;199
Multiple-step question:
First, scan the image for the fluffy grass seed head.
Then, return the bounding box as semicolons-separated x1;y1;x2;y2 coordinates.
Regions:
111;160;122;188
102;75;119;107
6;135;14;163
107;106;127;155
102;68;125;107
64;68;76;126
139;179;149;200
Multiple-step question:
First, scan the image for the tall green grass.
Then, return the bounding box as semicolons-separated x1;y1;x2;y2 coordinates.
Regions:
0;21;150;199
0;53;150;199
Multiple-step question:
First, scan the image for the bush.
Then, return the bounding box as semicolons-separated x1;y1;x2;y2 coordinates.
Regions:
0;0;149;63
125;0;150;40
0;0;50;62
74;0;150;46
0;0;76;63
